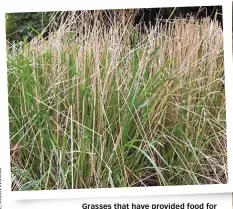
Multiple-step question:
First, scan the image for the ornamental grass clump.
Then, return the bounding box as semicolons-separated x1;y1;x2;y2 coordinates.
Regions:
7;10;227;191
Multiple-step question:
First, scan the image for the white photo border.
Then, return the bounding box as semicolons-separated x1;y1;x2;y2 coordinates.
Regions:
0;0;232;201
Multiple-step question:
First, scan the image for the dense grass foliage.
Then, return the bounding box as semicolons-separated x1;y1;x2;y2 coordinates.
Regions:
6;12;53;42
6;6;223;43
8;11;227;191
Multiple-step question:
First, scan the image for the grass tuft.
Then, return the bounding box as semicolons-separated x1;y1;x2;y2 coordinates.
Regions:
8;11;227;190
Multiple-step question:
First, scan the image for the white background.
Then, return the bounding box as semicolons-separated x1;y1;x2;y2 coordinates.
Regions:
5;194;233;209
0;0;232;208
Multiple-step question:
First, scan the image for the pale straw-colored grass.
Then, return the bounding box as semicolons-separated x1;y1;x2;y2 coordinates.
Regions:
8;10;226;190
